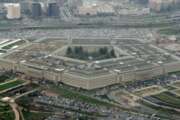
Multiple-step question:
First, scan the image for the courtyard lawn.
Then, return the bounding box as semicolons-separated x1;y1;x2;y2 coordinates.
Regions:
0;80;25;92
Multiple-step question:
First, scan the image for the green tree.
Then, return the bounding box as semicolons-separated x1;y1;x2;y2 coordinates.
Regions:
109;49;116;57
99;47;108;55
79;46;83;53
66;47;72;55
74;46;84;54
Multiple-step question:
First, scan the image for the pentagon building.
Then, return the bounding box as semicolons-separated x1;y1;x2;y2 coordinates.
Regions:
0;38;180;90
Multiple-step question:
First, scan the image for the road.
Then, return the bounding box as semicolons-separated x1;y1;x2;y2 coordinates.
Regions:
9;102;20;120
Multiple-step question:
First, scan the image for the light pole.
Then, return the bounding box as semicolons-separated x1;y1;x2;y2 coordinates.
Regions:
55;68;65;83
113;69;121;83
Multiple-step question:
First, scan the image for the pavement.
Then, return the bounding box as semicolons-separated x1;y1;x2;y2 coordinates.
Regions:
10;103;20;120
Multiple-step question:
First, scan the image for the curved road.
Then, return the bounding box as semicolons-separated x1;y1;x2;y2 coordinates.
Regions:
9;102;20;120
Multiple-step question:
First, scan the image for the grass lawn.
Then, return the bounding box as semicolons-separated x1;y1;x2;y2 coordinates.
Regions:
0;102;10;112
152;92;180;108
172;89;180;97
0;102;14;120
140;100;178;120
158;28;180;35
171;82;180;89
0;80;25;91
0;111;15;120
164;85;176;90
0;20;12;28
49;85;114;107
2;40;26;50
0;75;10;83
22;111;50;120
0;73;16;83
133;86;165;97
